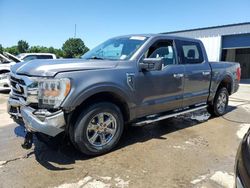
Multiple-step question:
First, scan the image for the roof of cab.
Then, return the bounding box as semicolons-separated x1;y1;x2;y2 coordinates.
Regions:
115;34;201;42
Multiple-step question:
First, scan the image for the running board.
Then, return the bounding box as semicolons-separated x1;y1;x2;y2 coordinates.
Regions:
134;105;207;126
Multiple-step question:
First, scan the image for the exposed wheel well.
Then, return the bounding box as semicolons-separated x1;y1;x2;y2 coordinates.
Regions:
69;92;130;128
218;76;232;95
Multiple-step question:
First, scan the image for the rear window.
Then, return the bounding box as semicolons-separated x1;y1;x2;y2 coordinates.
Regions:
179;41;204;64
37;55;53;59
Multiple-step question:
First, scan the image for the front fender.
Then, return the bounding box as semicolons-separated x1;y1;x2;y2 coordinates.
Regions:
61;83;135;111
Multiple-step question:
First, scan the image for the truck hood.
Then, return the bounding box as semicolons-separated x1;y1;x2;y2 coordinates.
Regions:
11;59;119;77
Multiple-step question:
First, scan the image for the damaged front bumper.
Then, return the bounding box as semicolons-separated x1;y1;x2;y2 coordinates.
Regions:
8;98;65;137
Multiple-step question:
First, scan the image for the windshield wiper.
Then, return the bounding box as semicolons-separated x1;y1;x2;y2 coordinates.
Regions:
87;56;104;60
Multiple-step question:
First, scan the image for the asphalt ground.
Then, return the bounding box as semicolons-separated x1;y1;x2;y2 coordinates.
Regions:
0;84;250;188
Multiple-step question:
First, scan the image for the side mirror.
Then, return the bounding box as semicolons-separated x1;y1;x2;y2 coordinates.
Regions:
139;58;163;71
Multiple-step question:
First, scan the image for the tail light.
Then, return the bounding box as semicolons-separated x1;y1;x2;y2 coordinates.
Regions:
236;67;241;81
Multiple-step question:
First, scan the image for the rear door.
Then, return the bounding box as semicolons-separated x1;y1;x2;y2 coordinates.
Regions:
176;40;211;107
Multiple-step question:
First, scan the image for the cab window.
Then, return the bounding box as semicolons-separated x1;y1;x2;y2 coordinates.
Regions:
143;40;176;69
179;41;204;64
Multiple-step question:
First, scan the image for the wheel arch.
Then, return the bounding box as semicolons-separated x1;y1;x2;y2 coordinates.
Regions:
217;74;233;95
65;87;132;133
209;74;233;105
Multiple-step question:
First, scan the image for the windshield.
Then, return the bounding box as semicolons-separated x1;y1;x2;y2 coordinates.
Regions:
82;36;148;60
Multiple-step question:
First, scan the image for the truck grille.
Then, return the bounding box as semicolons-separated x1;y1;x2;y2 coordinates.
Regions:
10;75;27;100
9;74;39;105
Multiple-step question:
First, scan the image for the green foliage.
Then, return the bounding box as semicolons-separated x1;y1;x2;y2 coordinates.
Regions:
17;40;29;53
0;44;3;54
54;49;64;58
2;37;89;58
29;46;48;53
5;46;19;55
28;46;65;58
62;38;89;58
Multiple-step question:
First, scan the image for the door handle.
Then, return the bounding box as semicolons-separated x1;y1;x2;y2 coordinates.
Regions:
202;71;210;76
173;73;184;78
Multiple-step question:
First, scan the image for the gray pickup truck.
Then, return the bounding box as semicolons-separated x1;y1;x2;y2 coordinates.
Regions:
8;34;241;155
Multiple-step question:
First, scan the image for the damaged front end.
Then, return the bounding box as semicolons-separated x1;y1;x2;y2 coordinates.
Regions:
7;73;70;149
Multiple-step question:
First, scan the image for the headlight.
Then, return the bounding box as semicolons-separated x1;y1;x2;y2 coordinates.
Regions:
38;78;71;108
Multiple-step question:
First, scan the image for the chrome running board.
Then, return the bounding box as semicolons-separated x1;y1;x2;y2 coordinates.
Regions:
135;105;207;126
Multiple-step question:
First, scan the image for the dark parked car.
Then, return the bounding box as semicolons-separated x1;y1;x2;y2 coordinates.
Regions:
8;34;241;155
235;128;250;188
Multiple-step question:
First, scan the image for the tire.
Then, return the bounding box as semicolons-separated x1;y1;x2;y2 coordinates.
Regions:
207;87;229;117
71;102;124;156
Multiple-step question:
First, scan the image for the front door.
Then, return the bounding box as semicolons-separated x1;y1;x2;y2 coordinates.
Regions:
135;39;184;118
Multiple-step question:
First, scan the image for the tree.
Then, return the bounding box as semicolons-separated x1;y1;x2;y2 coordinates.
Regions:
28;46;41;53
5;46;19;55
62;38;89;58
54;49;64;58
17;40;29;53
0;44;3;54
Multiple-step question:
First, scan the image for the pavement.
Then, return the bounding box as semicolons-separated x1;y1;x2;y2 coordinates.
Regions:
0;85;250;188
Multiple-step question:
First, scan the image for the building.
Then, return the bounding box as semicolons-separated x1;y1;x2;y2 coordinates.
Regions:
163;22;250;79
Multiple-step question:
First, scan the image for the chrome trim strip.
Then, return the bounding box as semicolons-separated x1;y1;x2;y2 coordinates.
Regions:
9;73;38;104
8;97;26;106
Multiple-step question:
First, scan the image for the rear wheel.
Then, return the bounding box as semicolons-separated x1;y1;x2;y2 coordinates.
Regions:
71;102;124;156
207;87;229;117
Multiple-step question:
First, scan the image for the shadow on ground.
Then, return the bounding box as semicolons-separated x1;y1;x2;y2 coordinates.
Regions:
26;109;218;171
10;104;240;171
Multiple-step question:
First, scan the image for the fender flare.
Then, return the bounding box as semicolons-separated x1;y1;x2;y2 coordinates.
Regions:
63;83;134;111
209;73;234;104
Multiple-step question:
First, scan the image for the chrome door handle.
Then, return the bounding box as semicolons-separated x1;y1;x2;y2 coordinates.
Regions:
202;71;210;75
173;73;184;78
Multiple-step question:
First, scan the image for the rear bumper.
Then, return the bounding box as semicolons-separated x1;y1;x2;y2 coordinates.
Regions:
234;80;240;93
8;97;65;137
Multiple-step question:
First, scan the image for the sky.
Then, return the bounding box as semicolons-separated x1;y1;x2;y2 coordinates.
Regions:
0;0;250;49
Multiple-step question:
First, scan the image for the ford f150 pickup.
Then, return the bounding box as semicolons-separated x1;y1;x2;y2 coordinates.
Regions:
7;34;241;155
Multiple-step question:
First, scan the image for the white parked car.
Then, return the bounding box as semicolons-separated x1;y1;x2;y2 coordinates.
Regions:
0;52;56;90
0;52;21;90
16;53;56;61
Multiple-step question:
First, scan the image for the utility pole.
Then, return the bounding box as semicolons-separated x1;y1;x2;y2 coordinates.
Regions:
74;24;77;38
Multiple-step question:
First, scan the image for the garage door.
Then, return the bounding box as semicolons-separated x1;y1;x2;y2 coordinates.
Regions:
222;34;250;49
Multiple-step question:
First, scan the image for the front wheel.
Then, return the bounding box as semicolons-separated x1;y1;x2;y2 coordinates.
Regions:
71;102;124;156
207;87;229;117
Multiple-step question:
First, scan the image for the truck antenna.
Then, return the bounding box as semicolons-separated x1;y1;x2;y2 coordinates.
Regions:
74;24;77;38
